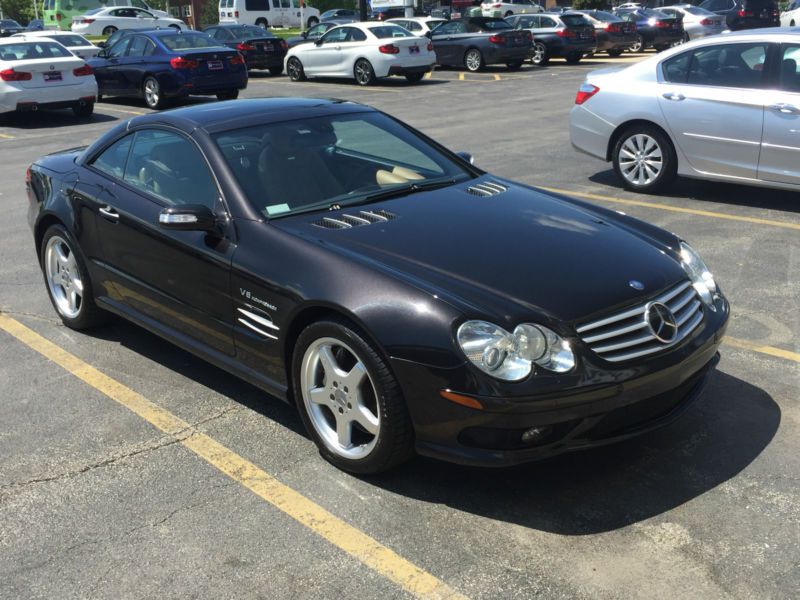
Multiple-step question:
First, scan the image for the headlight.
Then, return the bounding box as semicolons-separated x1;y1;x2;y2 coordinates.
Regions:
457;320;575;381
679;242;717;309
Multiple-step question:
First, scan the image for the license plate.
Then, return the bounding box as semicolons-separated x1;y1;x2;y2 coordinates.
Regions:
44;71;62;82
409;45;419;54
207;60;223;71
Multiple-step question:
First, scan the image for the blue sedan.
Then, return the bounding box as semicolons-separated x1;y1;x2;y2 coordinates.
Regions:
89;30;248;109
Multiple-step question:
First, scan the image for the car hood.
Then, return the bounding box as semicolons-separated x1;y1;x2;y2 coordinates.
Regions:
275;178;687;324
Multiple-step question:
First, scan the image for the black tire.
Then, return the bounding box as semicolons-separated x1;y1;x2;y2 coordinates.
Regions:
40;224;108;330
102;26;117;36
269;65;283;76
216;90;239;101
287;57;306;81
612;125;677;193
464;48;484;72
629;34;644;53
506;60;523;70
72;101;94;118
307;16;318;28
405;71;425;83
565;53;581;64
607;48;624;57
292;318;415;474
354;58;375;86
654;44;670;52
531;41;549;65
142;76;165;110
255;18;268;29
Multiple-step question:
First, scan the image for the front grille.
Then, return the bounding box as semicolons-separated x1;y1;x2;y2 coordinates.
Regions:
576;280;703;363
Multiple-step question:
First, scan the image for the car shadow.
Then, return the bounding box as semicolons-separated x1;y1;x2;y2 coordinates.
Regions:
588;170;800;215
87;318;778;536
365;369;779;535
98;95;217;111
0;110;117;129
297;76;449;87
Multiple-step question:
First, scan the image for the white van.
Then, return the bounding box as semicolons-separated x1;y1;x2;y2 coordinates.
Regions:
219;0;321;29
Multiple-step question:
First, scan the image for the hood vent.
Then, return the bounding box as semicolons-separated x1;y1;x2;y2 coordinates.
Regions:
313;210;396;230
466;181;507;197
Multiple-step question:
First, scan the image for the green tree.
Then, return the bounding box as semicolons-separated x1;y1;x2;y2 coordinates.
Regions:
571;0;608;10
0;0;38;24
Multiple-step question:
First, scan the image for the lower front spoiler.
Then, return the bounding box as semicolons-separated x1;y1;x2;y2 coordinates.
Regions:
415;353;720;468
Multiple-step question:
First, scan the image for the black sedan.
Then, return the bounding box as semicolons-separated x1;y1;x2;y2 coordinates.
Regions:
575;10;637;57
26;98;729;473
505;13;596;66
430;17;533;71
0;19;24;37
614;8;684;52
203;24;287;75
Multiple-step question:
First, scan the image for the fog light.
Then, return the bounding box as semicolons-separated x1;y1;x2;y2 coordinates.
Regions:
521;426;550;445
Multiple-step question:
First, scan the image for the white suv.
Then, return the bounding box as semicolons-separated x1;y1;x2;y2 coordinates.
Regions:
480;1;543;18
781;0;800;26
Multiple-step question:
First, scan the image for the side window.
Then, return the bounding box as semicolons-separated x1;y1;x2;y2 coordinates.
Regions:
663;50;691;83
213;28;231;40
347;28;367;42
142;39;155;56
540;17;556;28
434;21;463;35
272;0;279;8
122;130;219;208
280;0;290;8
108;37;132;58
780;45;800;92
409;22;421;31
687;43;767;89
321;27;349;43
92;136;133;180
127;36;149;57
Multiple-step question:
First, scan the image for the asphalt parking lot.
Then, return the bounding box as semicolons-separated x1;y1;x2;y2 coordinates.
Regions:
1;53;798;599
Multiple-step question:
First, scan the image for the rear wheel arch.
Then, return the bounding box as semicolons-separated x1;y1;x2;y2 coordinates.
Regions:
606;119;674;162
34;214;66;265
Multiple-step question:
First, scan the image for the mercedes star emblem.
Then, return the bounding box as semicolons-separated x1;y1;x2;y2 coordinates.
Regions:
645;301;678;343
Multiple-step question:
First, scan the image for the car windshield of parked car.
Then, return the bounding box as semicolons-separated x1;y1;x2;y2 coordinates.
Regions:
474;19;512;30
232;26;275;39
560;14;592;26
1;20;21;27
160;33;221;50
0;41;72;60
367;25;412;38
213;112;472;218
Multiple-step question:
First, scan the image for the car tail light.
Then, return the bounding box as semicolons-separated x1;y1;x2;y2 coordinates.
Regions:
699;18;713;25
237;42;255;51
280;39;288;50
557;28;576;38
605;23;621;33
379;44;400;54
655;20;671;28
235;10;239;17
25;165;32;184
575;82;599;105
427;41;433;51
738;9;753;16
230;53;245;65
170;56;199;69
73;64;93;76
0;68;32;81
488;34;505;44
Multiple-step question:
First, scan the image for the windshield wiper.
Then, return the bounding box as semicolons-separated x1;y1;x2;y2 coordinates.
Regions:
337;177;459;209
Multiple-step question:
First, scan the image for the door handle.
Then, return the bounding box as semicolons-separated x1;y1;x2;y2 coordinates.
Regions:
334;45;341;50
662;92;685;101
98;206;119;222
769;103;800;114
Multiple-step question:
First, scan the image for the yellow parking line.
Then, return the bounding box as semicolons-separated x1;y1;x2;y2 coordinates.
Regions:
724;337;800;364
424;71;433;80
0;314;467;600
540;186;800;232
0;133;15;139
99;106;146;116
458;72;465;81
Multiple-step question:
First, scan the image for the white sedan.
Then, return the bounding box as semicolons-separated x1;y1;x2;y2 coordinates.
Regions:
71;7;184;37
385;17;448;36
11;31;100;59
285;22;435;86
0;38;97;117
480;1;543;17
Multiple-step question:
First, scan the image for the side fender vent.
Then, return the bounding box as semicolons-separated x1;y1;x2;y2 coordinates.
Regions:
465;181;508;197
313;210;397;229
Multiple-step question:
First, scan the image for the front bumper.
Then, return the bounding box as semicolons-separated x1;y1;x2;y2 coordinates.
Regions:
391;297;729;467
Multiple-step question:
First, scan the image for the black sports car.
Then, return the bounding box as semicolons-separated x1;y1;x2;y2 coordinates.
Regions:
203;24;288;75
26;99;729;474
430;17;533;71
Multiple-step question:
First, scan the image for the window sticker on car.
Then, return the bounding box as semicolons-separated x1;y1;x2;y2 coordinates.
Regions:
266;203;291;215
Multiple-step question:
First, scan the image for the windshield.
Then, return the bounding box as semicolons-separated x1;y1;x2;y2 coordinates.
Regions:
0;41;72;59
159;32;221;50
368;25;411;38
477;19;512;30
561;14;591;26
1;20;22;27
213;112;472;218
232;26;275;39
49;34;90;47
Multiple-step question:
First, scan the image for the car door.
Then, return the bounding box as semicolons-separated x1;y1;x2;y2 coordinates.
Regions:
90;36;133;94
115;34;154;94
88;128;236;356
431;20;466;66
657;41;769;179
303;26;350;73
758;43;800;184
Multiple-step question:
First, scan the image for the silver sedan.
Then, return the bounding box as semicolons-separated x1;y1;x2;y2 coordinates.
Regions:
659;5;726;42
570;29;800;193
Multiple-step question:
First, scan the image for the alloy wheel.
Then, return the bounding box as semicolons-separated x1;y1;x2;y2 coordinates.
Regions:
143;78;160;108
630;35;644;53
618;133;663;187
287;57;305;81
300;337;380;460
465;49;482;72
354;59;374;85
532;42;546;65
44;235;83;319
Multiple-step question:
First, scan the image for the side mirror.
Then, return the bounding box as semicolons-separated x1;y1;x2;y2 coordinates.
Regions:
301;31;308;38
97;41;106;48
158;205;217;231
425;31;432;39
456;151;474;165
314;38;323;45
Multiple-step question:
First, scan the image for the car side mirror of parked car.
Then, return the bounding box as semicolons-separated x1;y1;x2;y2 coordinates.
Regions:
456;151;474;165
301;31;308;38
425;31;433;39
158;205;218;232
314;38;323;45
